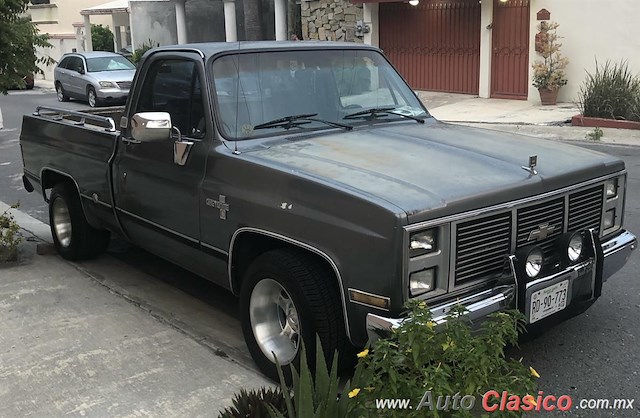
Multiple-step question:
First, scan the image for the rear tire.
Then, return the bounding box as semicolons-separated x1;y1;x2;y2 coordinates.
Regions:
240;249;346;382
55;82;69;102
49;182;110;260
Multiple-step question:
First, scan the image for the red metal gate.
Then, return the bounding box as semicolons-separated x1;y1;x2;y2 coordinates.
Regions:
379;0;481;94
491;0;530;99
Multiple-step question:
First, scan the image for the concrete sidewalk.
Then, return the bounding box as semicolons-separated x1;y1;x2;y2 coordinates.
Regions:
0;201;271;417
418;91;640;147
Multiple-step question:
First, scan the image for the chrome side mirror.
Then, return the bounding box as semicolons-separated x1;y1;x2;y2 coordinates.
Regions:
130;112;172;143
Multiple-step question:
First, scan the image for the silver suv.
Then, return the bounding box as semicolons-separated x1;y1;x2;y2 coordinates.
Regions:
54;51;135;107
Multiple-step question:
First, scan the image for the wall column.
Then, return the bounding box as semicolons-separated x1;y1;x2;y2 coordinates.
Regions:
175;0;187;44
83;14;93;51
223;0;237;42
113;25;123;51
274;0;287;40
363;2;379;47
478;0;493;98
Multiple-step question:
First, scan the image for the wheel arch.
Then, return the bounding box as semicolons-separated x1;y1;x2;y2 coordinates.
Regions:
229;227;352;342
40;167;100;229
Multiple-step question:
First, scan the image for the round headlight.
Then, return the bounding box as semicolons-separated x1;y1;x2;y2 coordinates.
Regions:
525;248;544;278
567;233;584;263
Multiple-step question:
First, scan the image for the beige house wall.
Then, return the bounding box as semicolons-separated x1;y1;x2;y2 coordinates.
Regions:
29;0;113;80
527;0;640;103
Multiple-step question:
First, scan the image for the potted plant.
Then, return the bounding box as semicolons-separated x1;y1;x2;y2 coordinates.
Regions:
532;21;569;105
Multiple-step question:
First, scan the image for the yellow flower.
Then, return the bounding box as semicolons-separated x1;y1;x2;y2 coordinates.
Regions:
348;388;361;398
530;366;541;378
357;349;369;358
426;321;436;330
524;395;537;407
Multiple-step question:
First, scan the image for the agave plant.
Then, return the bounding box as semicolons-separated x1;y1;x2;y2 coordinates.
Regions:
219;387;288;418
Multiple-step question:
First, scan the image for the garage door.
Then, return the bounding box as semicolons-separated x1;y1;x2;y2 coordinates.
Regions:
379;0;481;94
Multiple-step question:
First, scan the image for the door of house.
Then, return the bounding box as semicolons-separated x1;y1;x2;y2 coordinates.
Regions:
491;0;530;99
379;0;481;94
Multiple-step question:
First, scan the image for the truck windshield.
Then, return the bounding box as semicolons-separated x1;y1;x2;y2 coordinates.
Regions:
211;49;428;140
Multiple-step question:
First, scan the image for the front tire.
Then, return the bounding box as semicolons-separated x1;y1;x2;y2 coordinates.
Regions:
240;249;346;381
49;182;110;260
87;86;99;108
55;82;69;102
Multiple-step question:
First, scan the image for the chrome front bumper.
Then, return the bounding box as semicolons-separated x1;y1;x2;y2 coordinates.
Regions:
367;230;636;340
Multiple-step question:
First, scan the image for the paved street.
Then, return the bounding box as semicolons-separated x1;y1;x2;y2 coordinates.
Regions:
1;90;639;416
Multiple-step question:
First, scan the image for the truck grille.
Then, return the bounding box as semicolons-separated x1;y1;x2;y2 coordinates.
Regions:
568;185;604;235
116;81;132;90
453;186;604;286
516;197;564;256
455;212;512;284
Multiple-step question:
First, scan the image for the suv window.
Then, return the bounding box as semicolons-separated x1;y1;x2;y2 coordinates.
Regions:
58;57;72;69
136;59;206;139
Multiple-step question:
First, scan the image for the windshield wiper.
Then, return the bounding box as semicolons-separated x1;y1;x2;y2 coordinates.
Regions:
253;113;352;131
343;106;425;124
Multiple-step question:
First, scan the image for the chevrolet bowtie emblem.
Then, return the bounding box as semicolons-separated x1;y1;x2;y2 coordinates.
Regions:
521;155;538;176
528;223;556;241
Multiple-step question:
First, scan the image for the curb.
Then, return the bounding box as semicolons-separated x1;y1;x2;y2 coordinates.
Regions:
571;115;640;130
0;107;3;129
0;200;50;242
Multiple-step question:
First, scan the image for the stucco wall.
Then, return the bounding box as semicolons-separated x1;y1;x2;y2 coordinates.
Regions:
530;0;640;103
29;0;113;79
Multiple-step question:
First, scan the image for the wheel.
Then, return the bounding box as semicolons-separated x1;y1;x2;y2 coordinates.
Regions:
240;249;346;382
87;86;99;108
49;182;110;260
55;82;69;102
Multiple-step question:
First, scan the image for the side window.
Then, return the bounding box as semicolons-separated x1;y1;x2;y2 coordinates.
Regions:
136;59;206;139
59;57;71;69
69;57;82;73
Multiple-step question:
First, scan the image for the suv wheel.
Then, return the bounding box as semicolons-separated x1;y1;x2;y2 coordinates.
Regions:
55;82;69;102
87;86;99;108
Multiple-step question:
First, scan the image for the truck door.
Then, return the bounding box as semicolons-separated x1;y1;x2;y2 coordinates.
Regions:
113;52;210;272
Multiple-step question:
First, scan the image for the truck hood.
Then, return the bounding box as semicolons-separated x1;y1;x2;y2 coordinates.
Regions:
242;120;624;223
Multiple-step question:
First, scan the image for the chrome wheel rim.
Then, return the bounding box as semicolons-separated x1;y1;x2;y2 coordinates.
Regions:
52;197;72;248
250;279;300;364
88;89;96;107
56;86;64;102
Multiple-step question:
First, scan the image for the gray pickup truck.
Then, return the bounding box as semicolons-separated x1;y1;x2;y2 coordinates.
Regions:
20;42;636;380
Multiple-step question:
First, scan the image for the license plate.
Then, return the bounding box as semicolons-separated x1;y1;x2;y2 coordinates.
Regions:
529;280;569;323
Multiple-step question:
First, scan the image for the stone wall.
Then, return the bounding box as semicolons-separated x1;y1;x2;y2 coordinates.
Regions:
301;0;363;42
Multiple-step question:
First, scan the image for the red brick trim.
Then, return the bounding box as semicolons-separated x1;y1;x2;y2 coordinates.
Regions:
572;115;640;130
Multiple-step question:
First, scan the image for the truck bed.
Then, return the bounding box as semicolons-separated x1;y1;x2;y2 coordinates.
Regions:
20;106;121;229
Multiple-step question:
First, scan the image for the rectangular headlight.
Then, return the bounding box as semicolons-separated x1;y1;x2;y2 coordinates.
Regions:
603;209;616;230
605;178;618;199
409;268;436;297
409;229;437;257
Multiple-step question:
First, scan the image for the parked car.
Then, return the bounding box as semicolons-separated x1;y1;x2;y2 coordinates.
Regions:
54;51;135;107
20;42;636;381
7;74;34;90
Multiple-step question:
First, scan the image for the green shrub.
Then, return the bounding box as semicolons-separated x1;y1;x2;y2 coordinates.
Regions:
219;387;287;418
131;39;159;65
349;301;538;417
91;24;114;52
578;60;640;122
0;203;22;262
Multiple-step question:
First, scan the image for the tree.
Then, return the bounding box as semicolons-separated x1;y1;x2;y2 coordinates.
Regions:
0;0;53;94
91;24;114;52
